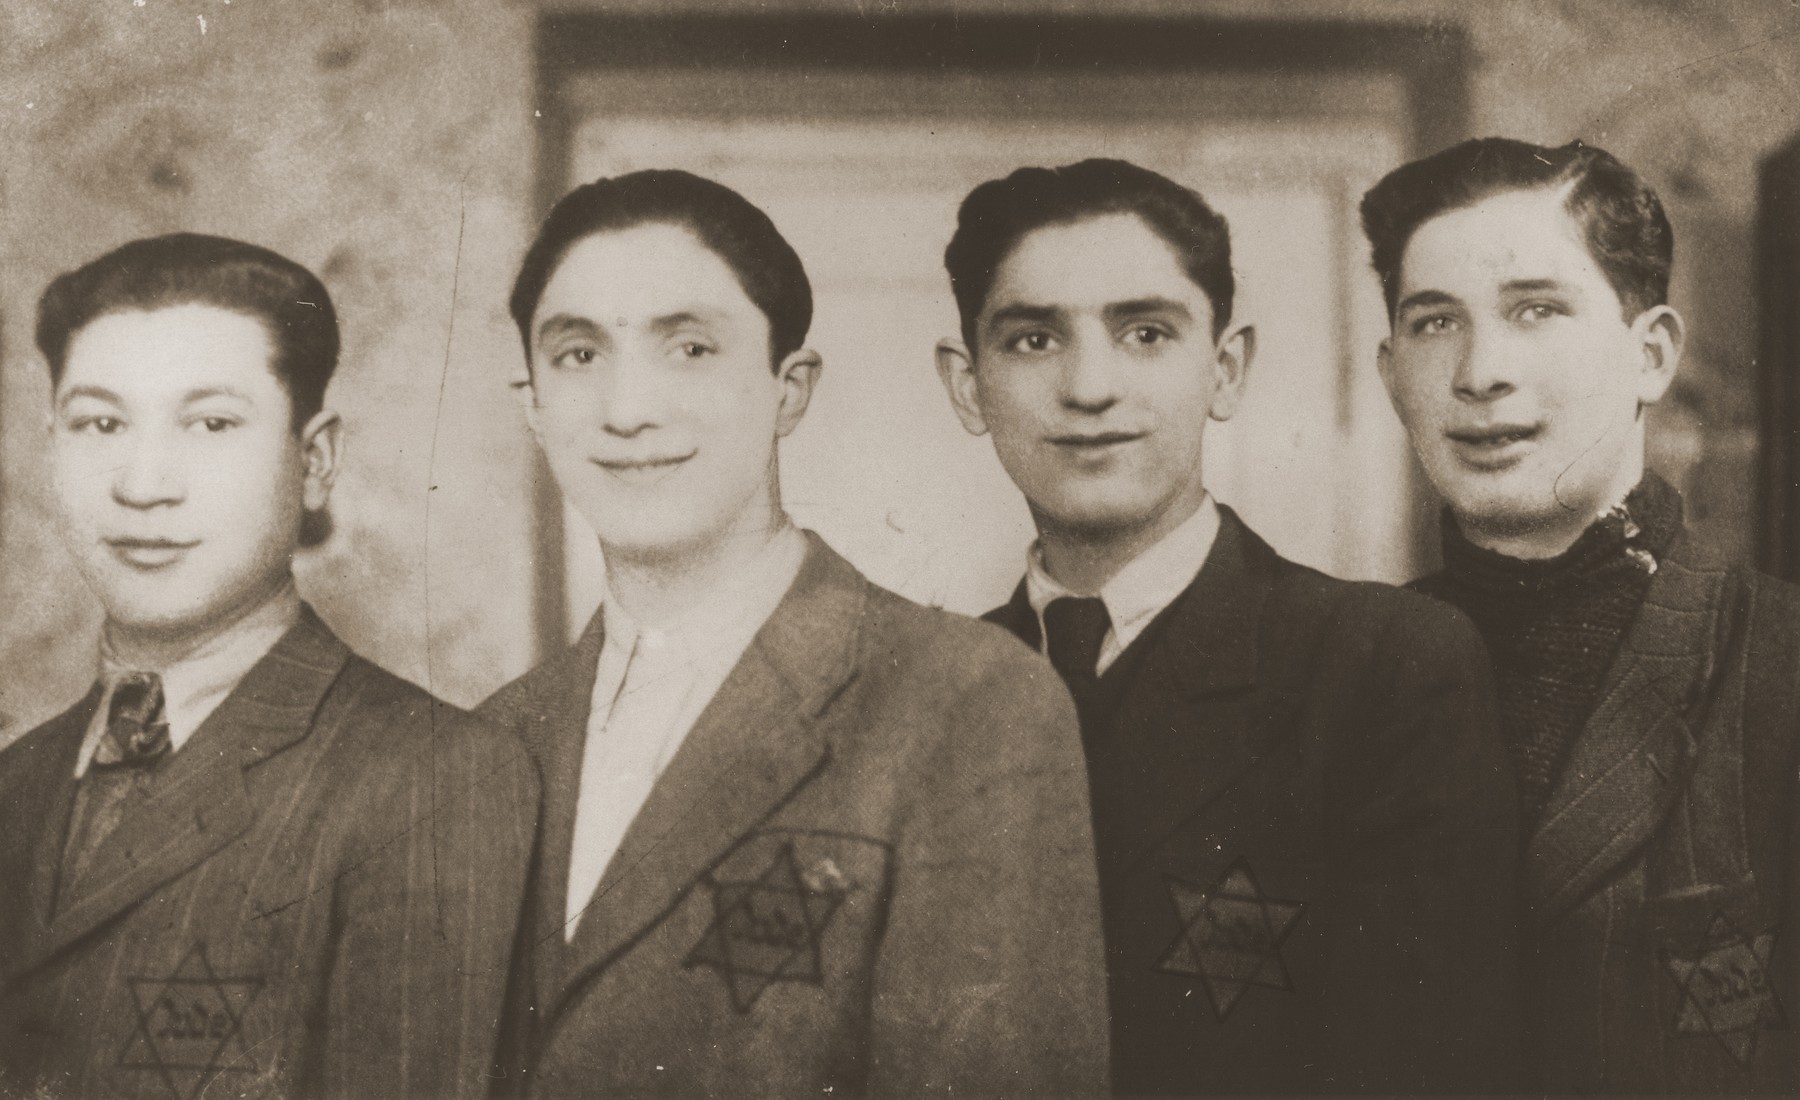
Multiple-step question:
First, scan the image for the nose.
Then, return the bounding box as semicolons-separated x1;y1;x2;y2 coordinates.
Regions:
111;434;185;509
1452;325;1517;402
597;360;666;439
1058;338;1122;413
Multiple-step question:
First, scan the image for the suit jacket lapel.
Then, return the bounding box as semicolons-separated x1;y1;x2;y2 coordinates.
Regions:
0;690;95;982
521;607;606;994
552;532;859;1010
986;579;1040;649
1093;508;1271;874
1526;544;1730;923
36;608;349;963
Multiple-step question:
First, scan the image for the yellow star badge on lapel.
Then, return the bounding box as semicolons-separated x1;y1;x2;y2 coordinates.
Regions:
1666;913;1786;1066
685;843;851;1012
1157;857;1306;1020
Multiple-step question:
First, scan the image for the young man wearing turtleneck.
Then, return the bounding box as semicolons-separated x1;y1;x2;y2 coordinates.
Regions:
1364;136;1800;1093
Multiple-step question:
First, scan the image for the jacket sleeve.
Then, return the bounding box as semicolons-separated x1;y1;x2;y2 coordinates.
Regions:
320;701;540;1100
866;645;1109;1098
1320;594;1523;1093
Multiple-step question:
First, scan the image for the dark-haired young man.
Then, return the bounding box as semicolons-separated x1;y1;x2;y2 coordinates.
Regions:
935;158;1521;1094
478;169;1106;1097
1364;136;1800;1092
0;235;538;1098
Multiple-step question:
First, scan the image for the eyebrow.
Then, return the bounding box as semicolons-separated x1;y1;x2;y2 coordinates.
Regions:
649;310;722;336
534;313;609;346
57;384;123;408
1499;277;1573;296
983;303;1064;330
182;386;254;405
1395;289;1461;315
1103;297;1194;325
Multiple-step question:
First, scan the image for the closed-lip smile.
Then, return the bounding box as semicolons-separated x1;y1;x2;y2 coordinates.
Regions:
593;451;695;474
106;537;198;568
1048;430;1144;448
1446;423;1540;447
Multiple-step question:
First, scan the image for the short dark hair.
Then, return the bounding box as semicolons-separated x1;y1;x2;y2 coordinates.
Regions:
36;233;338;429
1360;137;1674;321
509;170;812;371
944;158;1235;349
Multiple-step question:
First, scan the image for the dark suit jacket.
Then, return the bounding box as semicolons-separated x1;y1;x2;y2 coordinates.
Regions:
478;532;1108;1098
1416;530;1800;1092
988;507;1522;1094
0;607;539;1100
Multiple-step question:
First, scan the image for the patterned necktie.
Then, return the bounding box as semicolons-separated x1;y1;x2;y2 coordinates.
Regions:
60;672;171;904
1044;596;1112;693
94;671;172;767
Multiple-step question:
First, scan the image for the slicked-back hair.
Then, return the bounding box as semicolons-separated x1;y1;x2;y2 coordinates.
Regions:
944;158;1235;350
37;233;338;430
509;170;812;373
1360;137;1674;321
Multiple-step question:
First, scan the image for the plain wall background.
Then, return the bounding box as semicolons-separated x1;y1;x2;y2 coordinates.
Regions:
2;0;1796;744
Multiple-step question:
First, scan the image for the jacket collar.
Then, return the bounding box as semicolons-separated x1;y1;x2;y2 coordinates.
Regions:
1524;531;1731;923
23;607;349;969
989;504;1266;699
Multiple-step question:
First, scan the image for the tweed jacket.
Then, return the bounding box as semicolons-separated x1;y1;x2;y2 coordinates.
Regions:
478;531;1108;1098
0;607;539;1100
1419;529;1800;1092
987;507;1523;1094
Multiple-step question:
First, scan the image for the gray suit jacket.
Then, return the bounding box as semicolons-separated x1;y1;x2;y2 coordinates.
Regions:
479;532;1109;1097
0;607;539;1099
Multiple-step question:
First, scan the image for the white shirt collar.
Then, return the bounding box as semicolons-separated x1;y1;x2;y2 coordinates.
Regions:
76;581;302;777
1024;495;1221;675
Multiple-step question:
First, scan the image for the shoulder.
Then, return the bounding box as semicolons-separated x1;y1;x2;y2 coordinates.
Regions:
322;655;536;792
856;582;1057;699
1260;551;1484;660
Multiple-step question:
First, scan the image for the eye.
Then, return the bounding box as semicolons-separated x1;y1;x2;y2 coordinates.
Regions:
1409;314;1459;337
69;415;125;435
194;416;236;434
678;340;715;360
1515;302;1564;325
1123;325;1173;347
1005;331;1059;354
550;346;598;370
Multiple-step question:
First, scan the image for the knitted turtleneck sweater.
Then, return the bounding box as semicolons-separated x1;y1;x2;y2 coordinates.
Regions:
1413;474;1684;824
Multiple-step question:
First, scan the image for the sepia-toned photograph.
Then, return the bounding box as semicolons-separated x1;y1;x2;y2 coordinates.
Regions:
1;0;1798;1095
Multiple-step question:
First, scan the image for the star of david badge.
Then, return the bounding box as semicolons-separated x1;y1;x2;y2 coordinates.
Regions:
684;843;851;1012
117;943;264;1099
1665;913;1786;1066
1156;857;1306;1020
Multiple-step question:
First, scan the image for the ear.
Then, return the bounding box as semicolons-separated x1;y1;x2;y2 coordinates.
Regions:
508;359;541;436
934;338;989;437
1206;322;1255;423
298;409;343;513
1632;304;1684;409
1375;335;1398;406
774;347;823;439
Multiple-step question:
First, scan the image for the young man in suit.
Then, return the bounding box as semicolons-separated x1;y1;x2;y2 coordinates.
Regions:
0;234;539;1100
478;170;1106;1097
1363;136;1800;1092
934;158;1521;1094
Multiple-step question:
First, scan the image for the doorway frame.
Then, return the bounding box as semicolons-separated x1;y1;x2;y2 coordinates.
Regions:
525;10;1471;650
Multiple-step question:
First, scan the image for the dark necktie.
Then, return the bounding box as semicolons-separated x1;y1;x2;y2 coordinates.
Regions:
1043;596;1112;697
60;672;172;903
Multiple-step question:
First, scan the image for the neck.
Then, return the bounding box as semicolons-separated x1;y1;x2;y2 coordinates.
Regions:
602;491;796;628
1460;450;1647;561
1036;490;1207;596
105;574;298;671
